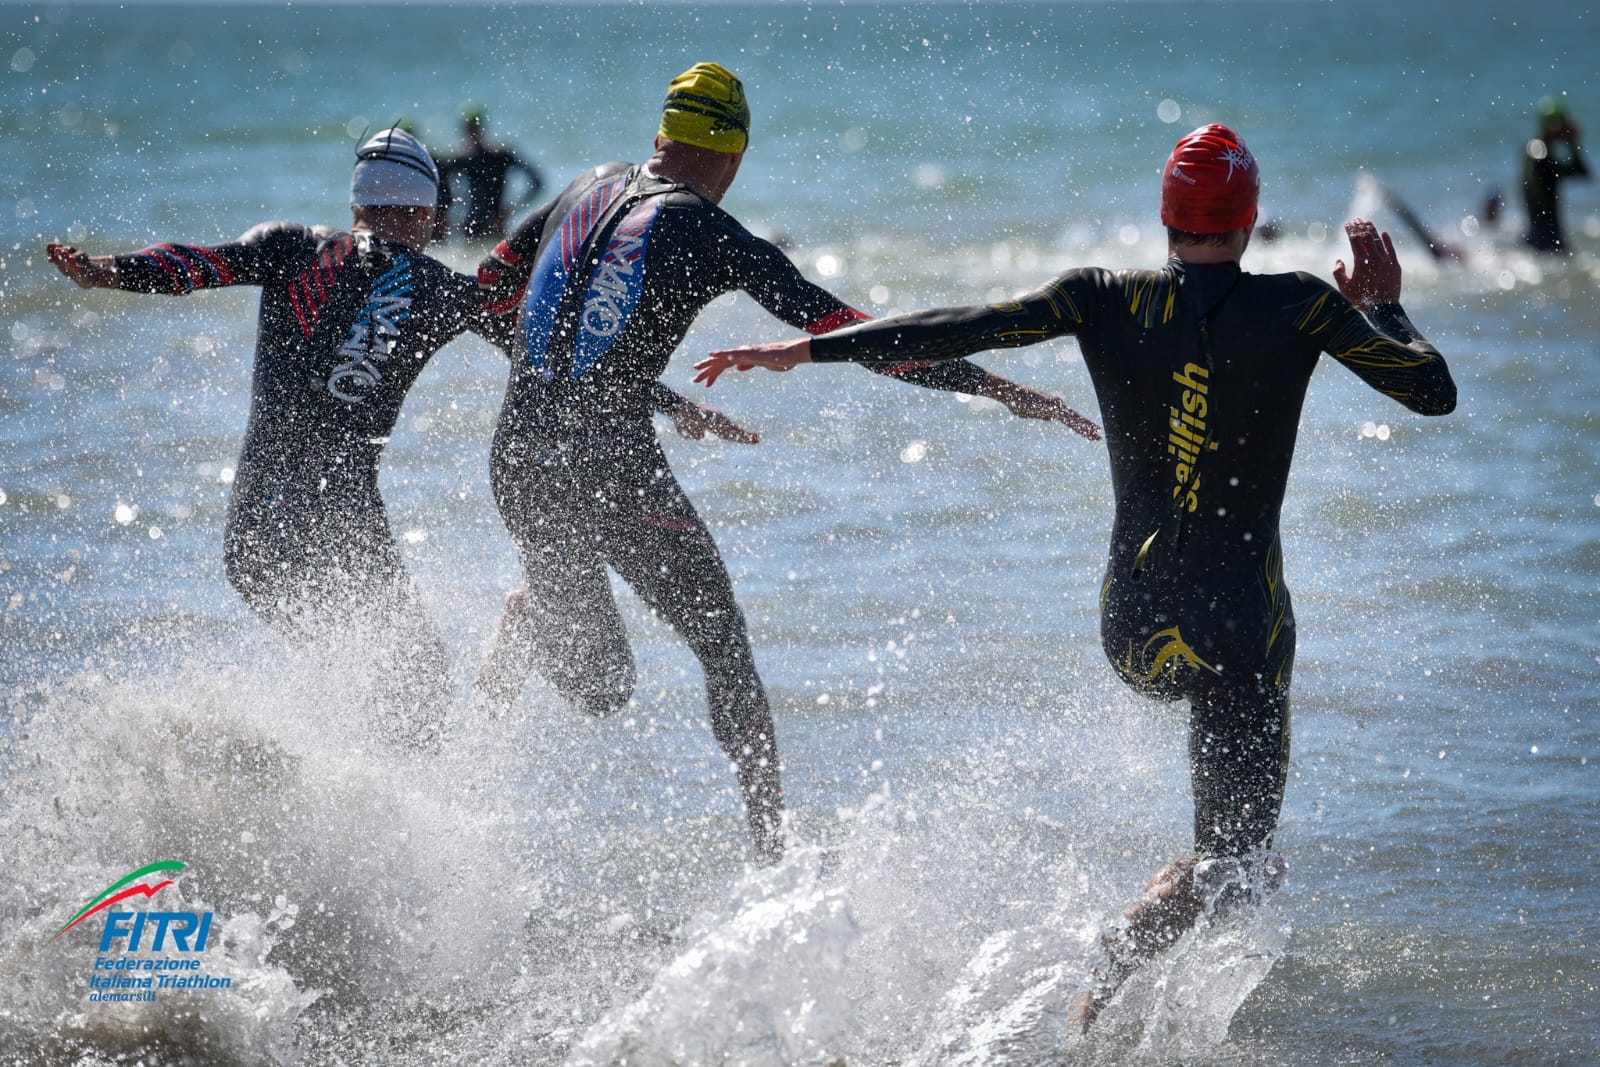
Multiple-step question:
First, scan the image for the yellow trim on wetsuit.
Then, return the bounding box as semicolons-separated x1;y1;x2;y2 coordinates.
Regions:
1264;533;1288;655
1123;270;1179;329
1295;290;1335;334
1139;626;1220;679
1035;278;1087;325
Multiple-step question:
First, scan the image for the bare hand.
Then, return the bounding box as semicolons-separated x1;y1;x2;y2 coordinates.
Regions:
46;242;117;289
1332;218;1401;311
668;399;760;444
693;338;813;387
990;382;1102;441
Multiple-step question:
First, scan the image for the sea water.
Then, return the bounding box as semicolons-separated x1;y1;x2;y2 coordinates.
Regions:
1;2;1596;1064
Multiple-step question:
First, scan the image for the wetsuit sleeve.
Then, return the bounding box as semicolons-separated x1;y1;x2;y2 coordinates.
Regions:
108;222;305;294
475;201;558;351
810;270;1089;366
721;221;991;394
1294;280;1457;415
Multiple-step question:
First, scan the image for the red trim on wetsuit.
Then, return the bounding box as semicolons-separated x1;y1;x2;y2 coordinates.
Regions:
288;284;312;337
805;306;938;377
164;244;210;291
804;307;869;335
137;248;186;293
480;241;527;316
190;245;236;287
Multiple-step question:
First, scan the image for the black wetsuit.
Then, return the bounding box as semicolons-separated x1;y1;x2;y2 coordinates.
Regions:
811;259;1456;857
441;147;543;239
477;162;993;820
1522;137;1589;252
108;223;490;730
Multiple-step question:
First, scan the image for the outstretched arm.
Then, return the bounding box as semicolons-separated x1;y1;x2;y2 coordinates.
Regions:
692;340;1099;439
49;224;302;296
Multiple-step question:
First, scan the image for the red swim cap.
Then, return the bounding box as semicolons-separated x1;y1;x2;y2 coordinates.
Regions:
1160;124;1260;234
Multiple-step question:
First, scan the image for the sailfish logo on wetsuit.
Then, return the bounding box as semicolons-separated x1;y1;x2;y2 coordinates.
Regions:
570;196;664;378
327;256;414;403
1168;361;1217;512
521;175;630;380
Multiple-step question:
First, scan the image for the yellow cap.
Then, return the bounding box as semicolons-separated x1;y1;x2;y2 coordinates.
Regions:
658;62;749;154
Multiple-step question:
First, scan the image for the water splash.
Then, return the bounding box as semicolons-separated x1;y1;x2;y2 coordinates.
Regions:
567;846;858;1066
0;638;531;1065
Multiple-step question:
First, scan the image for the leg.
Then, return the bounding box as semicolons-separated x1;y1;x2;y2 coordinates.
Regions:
482;448;637;717
1188;671;1292;860
1074;674;1293;1031
479;535;637;720
1077;580;1294;1030
602;468;783;863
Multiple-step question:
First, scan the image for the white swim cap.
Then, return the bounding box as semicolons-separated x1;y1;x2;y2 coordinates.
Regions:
350;128;439;207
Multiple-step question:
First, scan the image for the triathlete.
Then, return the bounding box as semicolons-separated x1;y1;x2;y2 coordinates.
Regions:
475;62;1100;864
1521;97;1589;252
438;104;544;241
695;124;1456;1006
44;128;747;745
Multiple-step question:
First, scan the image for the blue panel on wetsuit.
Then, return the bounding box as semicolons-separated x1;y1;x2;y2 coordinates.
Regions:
522;175;628;378
571;196;663;380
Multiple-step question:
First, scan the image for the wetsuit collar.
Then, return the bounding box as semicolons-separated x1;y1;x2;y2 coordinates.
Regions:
1169;256;1242;319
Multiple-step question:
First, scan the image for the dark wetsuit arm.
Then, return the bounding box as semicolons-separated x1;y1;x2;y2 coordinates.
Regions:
108;222;303;294
1300;284;1457;415
810;272;1084;366
728;230;993;394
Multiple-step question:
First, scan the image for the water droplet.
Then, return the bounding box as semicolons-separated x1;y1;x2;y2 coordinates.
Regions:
10;47;35;73
1157;98;1182;124
899;440;927;463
